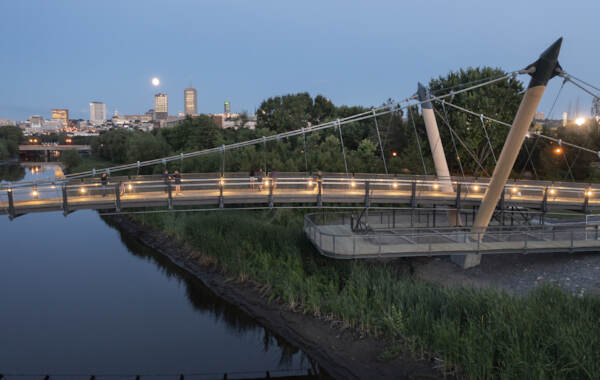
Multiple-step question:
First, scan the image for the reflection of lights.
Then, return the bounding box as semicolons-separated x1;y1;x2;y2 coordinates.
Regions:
575;117;586;126
432;183;439;190
80;187;87;194
549;188;556;195
392;182;398;189
472;185;480;192
511;187;518;194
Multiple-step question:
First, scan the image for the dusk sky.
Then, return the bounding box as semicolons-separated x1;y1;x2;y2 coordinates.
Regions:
1;0;598;121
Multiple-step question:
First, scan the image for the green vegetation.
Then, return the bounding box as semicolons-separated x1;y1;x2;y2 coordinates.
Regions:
60;150;83;171
0;125;24;161
136;209;600;379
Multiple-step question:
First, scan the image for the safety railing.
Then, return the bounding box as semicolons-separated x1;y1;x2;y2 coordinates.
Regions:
304;211;600;259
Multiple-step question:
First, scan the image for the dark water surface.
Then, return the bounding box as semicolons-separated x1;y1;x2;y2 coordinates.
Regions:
0;165;314;378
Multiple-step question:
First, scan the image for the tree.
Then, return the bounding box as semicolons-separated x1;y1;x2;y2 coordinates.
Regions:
427;67;524;176
0;125;24;159
60;150;82;170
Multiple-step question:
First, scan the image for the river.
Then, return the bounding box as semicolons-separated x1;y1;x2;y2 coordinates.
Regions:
0;164;317;378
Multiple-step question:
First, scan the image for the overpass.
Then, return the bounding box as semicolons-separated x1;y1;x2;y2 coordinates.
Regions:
18;144;92;162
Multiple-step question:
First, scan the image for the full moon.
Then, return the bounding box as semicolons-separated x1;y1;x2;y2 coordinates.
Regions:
151;77;160;86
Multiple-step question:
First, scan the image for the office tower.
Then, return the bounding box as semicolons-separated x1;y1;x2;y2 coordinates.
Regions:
90;102;107;124
51;109;69;128
184;87;197;116
154;93;168;120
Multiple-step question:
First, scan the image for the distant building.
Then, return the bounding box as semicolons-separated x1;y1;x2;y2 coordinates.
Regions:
154;93;168;120
184;87;197;116
90;102;107;124
29;115;43;129
534;112;545;121
210;113;256;130
224;101;231;116
42;120;63;131
51;109;69;128
0;118;13;126
562;112;568;127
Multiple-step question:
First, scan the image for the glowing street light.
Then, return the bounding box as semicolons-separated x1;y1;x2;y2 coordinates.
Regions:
554;147;563;154
575;117;586;126
392;152;398;157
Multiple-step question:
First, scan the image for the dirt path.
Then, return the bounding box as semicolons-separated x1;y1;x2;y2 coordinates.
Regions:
413;253;600;296
108;214;446;380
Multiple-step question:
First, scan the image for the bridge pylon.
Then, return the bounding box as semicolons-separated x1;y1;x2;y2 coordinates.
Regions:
461;37;564;269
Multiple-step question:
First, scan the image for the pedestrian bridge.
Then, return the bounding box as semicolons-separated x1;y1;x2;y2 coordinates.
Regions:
1;172;599;218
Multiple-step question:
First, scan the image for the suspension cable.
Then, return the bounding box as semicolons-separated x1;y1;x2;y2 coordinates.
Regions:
372;109;389;174
434;106;490;176
440;101;465;177
479;114;497;163
336;119;350;178
560;72;600;95
3;72;525;189
408;106;428;175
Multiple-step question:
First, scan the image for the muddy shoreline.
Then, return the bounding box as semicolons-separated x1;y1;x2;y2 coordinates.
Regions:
107;214;445;380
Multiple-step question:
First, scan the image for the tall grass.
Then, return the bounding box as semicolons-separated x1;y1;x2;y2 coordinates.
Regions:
136;209;600;379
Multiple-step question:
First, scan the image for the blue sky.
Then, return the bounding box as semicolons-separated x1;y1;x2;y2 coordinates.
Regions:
0;0;598;121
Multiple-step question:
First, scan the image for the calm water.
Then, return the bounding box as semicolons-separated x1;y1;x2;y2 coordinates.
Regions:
0;164;315;378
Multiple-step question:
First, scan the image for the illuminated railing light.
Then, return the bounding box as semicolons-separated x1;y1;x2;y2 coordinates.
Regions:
32;190;38;197
392;182;398;189
432;183;440;190
549;188;556;195
350;181;356;188
127;184;133;191
586;190;593;197
80;187;87;194
511;186;518;194
308;180;313;186
472;185;480;192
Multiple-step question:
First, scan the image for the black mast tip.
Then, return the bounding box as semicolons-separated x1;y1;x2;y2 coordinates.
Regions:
527;37;563;88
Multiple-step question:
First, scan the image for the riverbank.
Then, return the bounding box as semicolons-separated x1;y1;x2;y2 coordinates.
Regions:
106;213;445;380
108;209;600;379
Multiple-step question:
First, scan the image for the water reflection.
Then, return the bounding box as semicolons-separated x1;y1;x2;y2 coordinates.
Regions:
101;215;319;372
0;163;25;182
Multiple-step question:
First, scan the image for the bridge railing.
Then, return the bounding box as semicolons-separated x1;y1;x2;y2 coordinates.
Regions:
304;211;600;258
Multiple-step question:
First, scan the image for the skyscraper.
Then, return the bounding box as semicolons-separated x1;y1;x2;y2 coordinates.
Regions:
89;102;106;124
51;109;69;128
224;101;231;116
154;93;168;120
184;87;197;116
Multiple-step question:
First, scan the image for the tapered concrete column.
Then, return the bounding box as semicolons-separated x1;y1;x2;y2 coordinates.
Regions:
418;83;453;193
417;82;461;227
457;38;564;269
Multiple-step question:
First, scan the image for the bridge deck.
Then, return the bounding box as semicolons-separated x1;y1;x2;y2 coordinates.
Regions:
1;174;599;216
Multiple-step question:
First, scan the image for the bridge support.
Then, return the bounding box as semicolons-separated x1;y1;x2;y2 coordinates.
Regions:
418;82;461;229
62;184;69;216
115;183;121;212
7;189;15;220
465;37;564;269
418;82;453;192
167;182;173;210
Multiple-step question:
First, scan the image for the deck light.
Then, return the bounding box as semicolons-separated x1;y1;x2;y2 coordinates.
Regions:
549;188;556;195
308;179;313;186
432;183;439;190
472;185;480;192
586;189;593;197
219;178;225;186
511;186;518;194
350;180;357;188
32;190;38;197
392;182;398;189
127;184;133;191
80;187;87;194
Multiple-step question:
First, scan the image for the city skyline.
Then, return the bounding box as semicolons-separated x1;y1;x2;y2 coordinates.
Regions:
1;1;598;121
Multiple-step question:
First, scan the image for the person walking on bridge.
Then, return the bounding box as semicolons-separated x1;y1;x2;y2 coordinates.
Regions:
173;170;182;195
257;168;264;191
249;169;256;191
100;172;109;197
162;169;171;193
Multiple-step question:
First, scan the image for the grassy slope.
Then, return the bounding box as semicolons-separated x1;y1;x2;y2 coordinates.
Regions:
136;209;600;379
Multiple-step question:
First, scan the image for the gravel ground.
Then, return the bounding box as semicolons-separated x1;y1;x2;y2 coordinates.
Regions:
412;252;600;296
